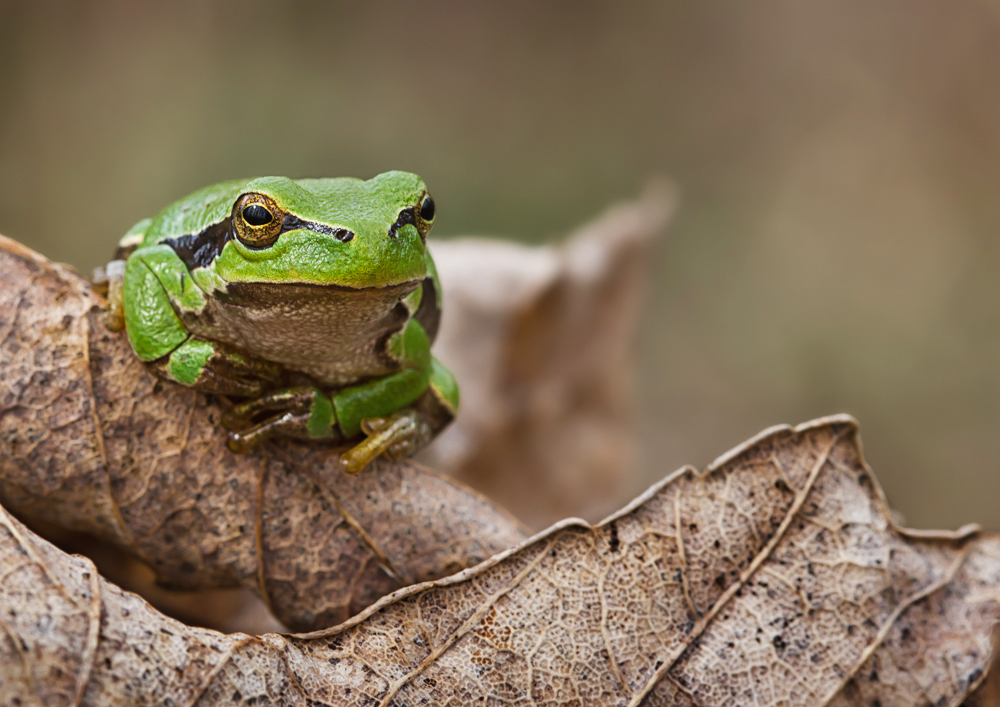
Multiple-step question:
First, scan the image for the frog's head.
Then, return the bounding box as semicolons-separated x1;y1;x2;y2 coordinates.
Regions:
210;171;435;289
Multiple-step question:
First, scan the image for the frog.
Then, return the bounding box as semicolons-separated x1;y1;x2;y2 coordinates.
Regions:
97;171;459;474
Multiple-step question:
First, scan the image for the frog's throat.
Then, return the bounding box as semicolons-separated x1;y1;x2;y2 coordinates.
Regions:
186;279;420;388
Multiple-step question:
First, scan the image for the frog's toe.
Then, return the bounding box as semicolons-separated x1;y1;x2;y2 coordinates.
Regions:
385;439;415;460
226;411;312;453
221;399;266;431
222;386;323;431
339;409;432;474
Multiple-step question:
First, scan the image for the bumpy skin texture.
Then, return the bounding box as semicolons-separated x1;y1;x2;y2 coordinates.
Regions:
113;172;458;462
3;409;1000;705
0;235;523;631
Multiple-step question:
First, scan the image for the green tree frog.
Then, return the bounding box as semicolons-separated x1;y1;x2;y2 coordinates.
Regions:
99;171;459;474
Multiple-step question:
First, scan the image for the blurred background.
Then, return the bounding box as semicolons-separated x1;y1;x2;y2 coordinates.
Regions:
1;1;998;531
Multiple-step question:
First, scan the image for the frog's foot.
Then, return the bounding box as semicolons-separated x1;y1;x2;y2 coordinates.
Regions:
223;386;339;453
222;387;319;430
95;259;127;332
339;409;433;475
149;337;283;398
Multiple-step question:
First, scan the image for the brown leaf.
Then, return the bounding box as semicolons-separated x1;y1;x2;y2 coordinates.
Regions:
424;182;676;528
964;627;1000;706
0;234;527;632
2;416;999;705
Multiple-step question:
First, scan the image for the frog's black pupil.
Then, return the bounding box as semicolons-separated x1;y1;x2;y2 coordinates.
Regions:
243;204;273;226
420;197;435;221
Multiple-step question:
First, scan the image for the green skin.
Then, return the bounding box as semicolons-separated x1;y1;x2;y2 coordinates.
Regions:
108;171;459;469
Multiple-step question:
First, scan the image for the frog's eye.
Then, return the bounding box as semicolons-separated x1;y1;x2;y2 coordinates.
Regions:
233;193;284;248
243;204;272;226
415;194;436;240
419;196;435;222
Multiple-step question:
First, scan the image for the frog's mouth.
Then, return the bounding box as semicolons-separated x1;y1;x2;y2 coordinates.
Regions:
218;279;421;308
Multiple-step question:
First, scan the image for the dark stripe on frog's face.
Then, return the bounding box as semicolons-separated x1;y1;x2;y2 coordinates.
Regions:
279;214;354;244
163;219;233;269
388;207;417;240
163;215;357;270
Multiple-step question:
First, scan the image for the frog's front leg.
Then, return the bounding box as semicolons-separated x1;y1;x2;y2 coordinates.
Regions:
120;245;280;396
147;337;281;397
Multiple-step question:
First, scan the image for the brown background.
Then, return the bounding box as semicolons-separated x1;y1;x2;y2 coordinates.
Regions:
1;1;998;531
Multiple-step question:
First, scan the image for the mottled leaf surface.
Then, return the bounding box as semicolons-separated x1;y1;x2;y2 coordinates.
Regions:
2;415;999;705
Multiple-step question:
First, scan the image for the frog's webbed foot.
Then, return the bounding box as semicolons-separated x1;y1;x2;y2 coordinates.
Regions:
339;409;433;475
222;386;340;453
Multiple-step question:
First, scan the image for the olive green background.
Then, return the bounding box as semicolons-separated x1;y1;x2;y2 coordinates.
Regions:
2;1;998;530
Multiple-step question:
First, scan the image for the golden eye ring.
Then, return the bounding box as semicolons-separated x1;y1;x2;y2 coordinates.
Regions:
233;192;284;248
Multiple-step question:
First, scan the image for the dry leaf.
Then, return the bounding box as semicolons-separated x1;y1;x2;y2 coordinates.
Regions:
0;234;527;632
965;628;1000;706
2;416;998;705
9;517;287;634
424;182;676;528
